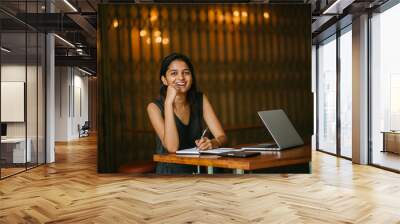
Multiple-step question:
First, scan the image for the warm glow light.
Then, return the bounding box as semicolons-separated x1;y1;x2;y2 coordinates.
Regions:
263;12;270;19
146;37;151;44
233;10;240;17
150;15;158;22
233;16;240;25
153;30;161;37
241;11;248;17
218;15;224;22
225;13;231;23
162;38;169;45
150;10;158;22
139;30;147;37
112;19;119;28
155;36;162;43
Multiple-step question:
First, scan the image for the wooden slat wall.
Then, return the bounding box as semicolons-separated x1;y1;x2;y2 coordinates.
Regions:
98;4;312;172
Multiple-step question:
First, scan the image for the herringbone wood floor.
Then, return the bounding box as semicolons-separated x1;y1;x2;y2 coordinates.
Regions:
1;136;400;224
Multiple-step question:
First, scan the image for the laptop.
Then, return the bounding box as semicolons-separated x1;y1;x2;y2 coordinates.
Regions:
242;109;304;151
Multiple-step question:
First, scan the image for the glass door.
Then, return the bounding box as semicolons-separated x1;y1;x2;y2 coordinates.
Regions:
317;35;337;154
339;27;352;158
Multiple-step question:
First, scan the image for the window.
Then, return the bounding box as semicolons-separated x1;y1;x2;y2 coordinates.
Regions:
317;35;337;154
371;2;400;171
339;28;352;158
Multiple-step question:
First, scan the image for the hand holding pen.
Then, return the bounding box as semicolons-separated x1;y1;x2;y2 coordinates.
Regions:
195;128;212;151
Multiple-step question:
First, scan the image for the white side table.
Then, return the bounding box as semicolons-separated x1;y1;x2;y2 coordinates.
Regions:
1;138;32;163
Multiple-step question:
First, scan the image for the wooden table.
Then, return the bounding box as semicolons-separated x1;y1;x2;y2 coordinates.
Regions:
381;131;400;154
153;144;311;174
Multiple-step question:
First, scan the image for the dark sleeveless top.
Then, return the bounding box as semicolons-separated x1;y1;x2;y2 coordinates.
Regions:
153;92;203;174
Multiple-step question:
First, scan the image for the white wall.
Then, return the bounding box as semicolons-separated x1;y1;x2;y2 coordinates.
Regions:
1;64;46;164
1;65;41;137
55;67;89;141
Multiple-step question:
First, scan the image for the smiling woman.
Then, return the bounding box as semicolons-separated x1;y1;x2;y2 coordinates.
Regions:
147;53;227;174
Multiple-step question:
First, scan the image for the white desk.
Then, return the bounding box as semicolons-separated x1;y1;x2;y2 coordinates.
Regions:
1;138;31;163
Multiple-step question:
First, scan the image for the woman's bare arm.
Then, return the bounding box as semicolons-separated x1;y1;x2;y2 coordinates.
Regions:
196;94;227;150
147;102;179;153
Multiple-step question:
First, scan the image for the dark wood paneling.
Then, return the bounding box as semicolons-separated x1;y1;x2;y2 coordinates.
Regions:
98;4;312;172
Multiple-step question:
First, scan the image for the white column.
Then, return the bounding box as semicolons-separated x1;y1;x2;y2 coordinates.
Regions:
45;0;55;163
352;14;369;164
46;33;55;163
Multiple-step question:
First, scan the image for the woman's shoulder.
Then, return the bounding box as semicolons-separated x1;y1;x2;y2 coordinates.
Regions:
148;97;164;111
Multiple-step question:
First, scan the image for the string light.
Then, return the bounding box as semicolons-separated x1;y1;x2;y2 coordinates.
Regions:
263;12;270;19
139;30;147;37
162;38;169;45
153;30;161;37
112;19;119;28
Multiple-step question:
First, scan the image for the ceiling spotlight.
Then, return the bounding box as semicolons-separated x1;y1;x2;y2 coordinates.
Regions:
78;67;93;76
322;0;352;15
63;0;78;12
54;34;75;48
1;47;11;53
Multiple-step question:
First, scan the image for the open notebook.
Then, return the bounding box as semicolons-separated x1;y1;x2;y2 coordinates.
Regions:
176;147;243;155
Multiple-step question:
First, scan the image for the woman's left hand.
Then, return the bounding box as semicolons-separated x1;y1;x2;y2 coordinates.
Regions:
195;137;213;151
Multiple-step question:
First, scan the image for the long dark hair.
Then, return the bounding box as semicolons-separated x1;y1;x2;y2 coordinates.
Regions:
159;53;199;107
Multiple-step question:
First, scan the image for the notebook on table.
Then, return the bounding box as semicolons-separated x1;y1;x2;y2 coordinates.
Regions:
176;147;242;155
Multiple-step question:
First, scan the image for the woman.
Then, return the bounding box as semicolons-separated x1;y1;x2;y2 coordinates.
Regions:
147;53;227;174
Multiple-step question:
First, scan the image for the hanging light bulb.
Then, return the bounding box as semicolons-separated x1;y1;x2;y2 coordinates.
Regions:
162;38;169;45
153;30;161;37
263;12;270;19
112;19;119;28
140;30;147;37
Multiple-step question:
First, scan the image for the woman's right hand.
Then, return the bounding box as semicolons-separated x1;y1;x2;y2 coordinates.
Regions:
165;85;178;104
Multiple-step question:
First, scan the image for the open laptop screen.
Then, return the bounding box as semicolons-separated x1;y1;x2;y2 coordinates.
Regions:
257;110;304;149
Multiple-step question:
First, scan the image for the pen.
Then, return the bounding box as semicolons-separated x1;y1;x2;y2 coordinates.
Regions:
200;127;208;139
196;127;208;151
